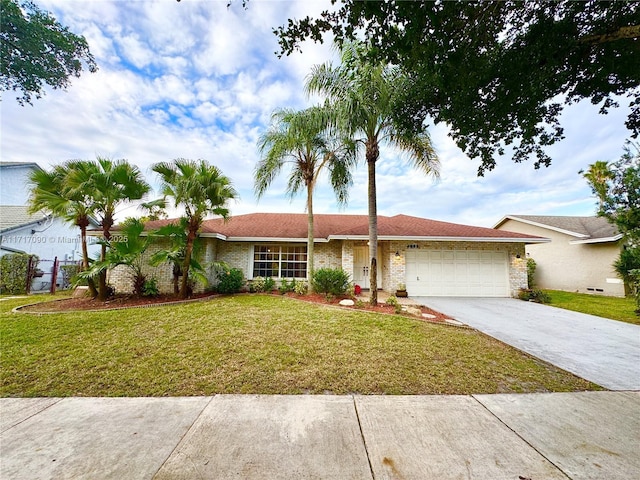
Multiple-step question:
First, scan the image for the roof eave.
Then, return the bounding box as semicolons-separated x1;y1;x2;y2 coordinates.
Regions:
330;235;550;243
569;234;624;245
222;236;329;243
0;217;51;235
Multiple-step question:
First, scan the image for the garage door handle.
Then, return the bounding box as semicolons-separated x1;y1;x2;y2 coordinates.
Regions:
417;276;419;281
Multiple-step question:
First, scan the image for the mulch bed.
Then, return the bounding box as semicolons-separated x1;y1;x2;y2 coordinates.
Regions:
294;293;453;323
18;292;216;313
17;291;453;323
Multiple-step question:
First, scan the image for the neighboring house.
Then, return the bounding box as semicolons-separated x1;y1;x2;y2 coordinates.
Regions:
0;161;43;204
0;205;98;261
109;213;548;298
494;215;625;297
0;162;100;291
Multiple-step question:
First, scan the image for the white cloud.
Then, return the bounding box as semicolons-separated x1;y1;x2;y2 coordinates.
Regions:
1;0;633;230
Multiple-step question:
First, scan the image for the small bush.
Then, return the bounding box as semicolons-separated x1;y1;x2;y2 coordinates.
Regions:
250;276;266;293
278;278;295;294
293;280;308;295
216;268;245;294
263;277;276;292
526;257;537;288
629;268;640;315
385;295;403;314
311;268;351;296
518;288;551;304
142;278;160;297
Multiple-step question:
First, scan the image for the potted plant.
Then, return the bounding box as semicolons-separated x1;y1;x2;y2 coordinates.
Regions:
395;283;408;297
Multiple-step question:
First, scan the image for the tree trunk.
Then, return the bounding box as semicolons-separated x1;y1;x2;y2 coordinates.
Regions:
307;186;315;293
173;264;180;295
180;226;198;299
97;215;113;301
367;139;379;305
78;222;98;298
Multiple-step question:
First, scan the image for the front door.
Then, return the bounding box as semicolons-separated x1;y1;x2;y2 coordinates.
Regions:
352;246;369;288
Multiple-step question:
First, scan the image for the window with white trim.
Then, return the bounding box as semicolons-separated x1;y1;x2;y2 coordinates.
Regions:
252;245;307;278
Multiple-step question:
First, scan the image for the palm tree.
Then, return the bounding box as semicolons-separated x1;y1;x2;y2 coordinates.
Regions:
81;218;151;296
66;157;150;300
28;161;98;297
149;218;206;295
306;42;440;304
581;160;614;212
152;159;237;299
255;106;356;290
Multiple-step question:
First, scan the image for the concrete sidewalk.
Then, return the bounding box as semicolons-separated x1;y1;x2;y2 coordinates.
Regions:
1;392;638;479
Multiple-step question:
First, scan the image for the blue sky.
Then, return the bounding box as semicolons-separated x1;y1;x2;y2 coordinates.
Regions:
1;0;633;227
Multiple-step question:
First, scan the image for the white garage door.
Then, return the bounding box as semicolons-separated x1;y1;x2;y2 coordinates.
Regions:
405;250;509;297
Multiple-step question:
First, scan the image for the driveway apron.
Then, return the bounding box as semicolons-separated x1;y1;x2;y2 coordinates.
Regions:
417;297;640;390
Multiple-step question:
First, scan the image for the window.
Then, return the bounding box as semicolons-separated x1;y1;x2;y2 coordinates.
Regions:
253;245;307;278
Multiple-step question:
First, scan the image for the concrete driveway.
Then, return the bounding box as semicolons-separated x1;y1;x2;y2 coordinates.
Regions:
416;297;640;390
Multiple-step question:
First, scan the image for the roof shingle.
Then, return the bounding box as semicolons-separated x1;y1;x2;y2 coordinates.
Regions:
497;215;619;240
143;213;545;242
0;206;48;232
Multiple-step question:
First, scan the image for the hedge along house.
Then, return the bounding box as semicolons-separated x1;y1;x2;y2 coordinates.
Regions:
107;213;548;297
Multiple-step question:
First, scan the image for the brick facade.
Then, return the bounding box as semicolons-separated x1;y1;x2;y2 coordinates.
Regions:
108;237;527;297
385;240;527;297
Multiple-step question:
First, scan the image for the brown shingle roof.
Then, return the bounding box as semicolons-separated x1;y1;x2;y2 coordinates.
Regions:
143;213;545;242
496;215;619;240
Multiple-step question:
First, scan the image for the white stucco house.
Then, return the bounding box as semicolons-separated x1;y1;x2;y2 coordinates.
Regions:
109;213;549;297
494;215;625;297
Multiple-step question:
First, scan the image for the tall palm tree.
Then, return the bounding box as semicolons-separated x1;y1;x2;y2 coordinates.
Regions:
306;42;440;304
28;161;98;297
255;106;356;290
581;160;614;212
66;157;150;300
152;159;237;299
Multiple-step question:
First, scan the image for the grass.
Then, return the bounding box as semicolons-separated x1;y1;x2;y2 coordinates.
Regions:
0;294;600;397
544;290;639;325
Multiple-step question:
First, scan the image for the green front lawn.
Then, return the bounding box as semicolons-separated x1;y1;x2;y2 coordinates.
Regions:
545;290;639;325
1;294;600;397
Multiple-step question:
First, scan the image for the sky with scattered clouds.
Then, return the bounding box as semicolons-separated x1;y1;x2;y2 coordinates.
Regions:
1;0;634;228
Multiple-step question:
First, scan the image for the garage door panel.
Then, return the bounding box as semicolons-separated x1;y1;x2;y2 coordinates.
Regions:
406;249;509;297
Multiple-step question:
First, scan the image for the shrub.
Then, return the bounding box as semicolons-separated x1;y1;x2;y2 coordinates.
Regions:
385;295;403;314
142;277;160;297
526;257;537;288
614;247;640;295
263;277;276;292
293;280;308;295
518;288;551;304
279;278;295;294
0;253;39;294
250;276;266;293
629;268;640;315
216;268;245;294
311;268;351;296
